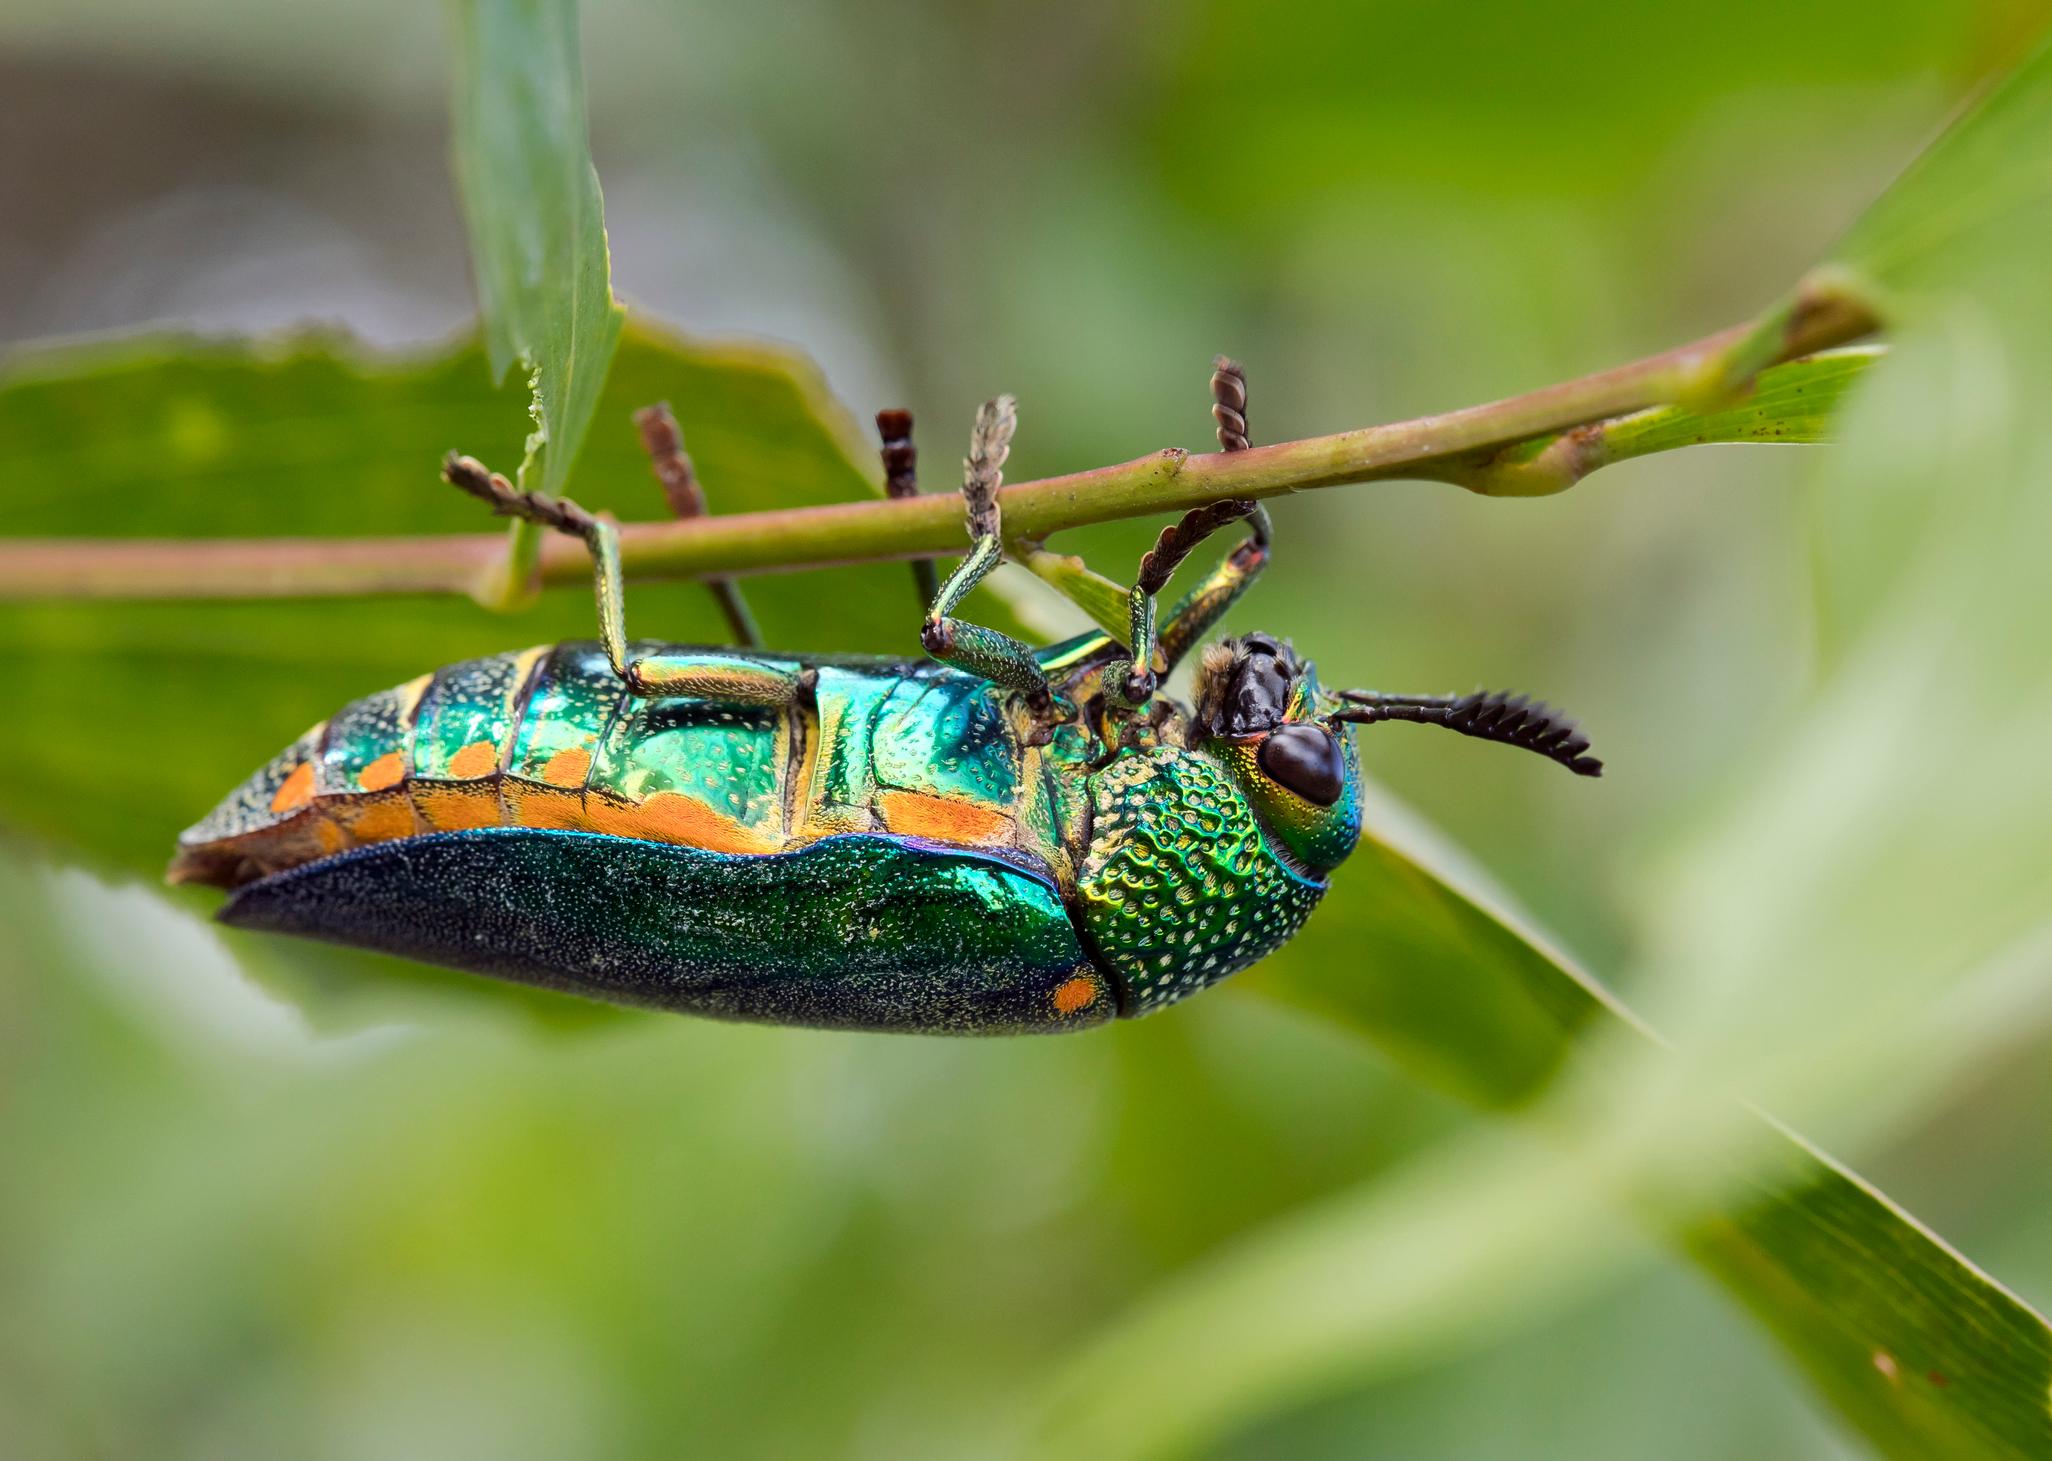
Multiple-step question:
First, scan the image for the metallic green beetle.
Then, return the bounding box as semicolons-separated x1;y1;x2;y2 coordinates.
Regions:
171;363;1600;1034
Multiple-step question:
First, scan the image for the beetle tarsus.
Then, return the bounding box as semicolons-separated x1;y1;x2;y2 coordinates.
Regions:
442;452;599;539
633;403;763;649
877;408;939;605
1211;355;1250;452
917;396;1062;735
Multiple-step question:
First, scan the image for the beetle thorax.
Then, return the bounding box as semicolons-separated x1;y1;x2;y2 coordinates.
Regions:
1076;746;1327;1014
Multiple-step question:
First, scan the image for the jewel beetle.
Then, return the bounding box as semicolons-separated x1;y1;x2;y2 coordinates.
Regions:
171;361;1599;1033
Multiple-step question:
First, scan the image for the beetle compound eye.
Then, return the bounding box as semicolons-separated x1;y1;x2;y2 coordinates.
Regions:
1258;723;1347;806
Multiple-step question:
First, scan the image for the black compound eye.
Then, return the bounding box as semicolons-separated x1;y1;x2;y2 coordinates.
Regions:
1257;723;1347;806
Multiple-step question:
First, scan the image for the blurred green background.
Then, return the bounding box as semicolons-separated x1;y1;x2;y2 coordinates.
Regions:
5;2;2052;1456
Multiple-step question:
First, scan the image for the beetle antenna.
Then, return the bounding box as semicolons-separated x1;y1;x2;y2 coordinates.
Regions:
1329;688;1603;777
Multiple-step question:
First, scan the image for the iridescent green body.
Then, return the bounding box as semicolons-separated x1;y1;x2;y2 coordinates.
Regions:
175;371;1597;1032
173;631;1364;1033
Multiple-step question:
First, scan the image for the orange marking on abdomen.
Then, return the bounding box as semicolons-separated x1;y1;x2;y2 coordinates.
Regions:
510;785;589;831
357;751;407;792
412;781;503;832
447;739;500;780
585;790;782;855
314;817;348;855
876;789;1014;847
541;747;593;788
342;797;417;844
1053;974;1099;1017
270;762;315;815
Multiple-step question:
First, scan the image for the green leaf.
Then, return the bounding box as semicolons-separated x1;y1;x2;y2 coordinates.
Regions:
1831;30;2052;309
449;0;624;496
1434;348;1879;497
3;323;2041;1454
1701;31;2052;399
1035;798;2052;1458
1049;42;2052;1455
1075;33;2052;1461
0;322;1001;1021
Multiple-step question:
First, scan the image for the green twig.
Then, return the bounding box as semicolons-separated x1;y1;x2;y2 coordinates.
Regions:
0;301;1878;603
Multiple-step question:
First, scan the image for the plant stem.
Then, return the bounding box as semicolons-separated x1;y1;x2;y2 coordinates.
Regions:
0;294;1876;603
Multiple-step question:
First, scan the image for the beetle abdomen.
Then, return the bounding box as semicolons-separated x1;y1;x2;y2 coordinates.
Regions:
219;828;1116;1033
170;643;1062;889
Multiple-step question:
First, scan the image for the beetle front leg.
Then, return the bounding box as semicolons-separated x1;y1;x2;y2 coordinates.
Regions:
919;396;1065;740
1147;502;1271;677
1107;357;1273;706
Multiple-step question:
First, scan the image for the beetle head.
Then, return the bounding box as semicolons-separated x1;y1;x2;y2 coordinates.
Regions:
1190;633;1363;876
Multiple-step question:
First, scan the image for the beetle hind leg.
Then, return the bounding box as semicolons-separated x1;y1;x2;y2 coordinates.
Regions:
633;402;764;649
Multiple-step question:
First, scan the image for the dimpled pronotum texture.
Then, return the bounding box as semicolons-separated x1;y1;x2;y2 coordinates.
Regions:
1078;747;1326;1014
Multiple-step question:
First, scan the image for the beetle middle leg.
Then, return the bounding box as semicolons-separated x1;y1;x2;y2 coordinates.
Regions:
633;401;764;650
875;408;940;609
441;453;800;707
918;395;1066;741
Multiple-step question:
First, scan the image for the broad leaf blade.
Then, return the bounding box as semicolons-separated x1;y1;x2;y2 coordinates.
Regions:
1705;31;2052;393
1831;30;2052;308
1042;807;2052;1459
1609;347;1873;455
449;0;624;494
1093;40;2052;1455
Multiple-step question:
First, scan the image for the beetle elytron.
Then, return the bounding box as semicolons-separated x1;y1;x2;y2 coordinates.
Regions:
171;361;1600;1034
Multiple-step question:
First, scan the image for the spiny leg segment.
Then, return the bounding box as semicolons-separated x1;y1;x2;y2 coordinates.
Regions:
918;395;1065;739
441;453;799;707
876;408;940;607
1108;356;1272;708
444;354;1270;725
633;402;763;649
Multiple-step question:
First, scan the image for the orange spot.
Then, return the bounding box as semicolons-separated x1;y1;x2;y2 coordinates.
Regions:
413;782;502;832
314;818;347;855
270;762;315;814
541;747;593;788
358;751;406;792
509;785;589;831
344;797;418;844
876;789;1014;846
1053;975;1099;1017
586;790;781;854
447;739;500;780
